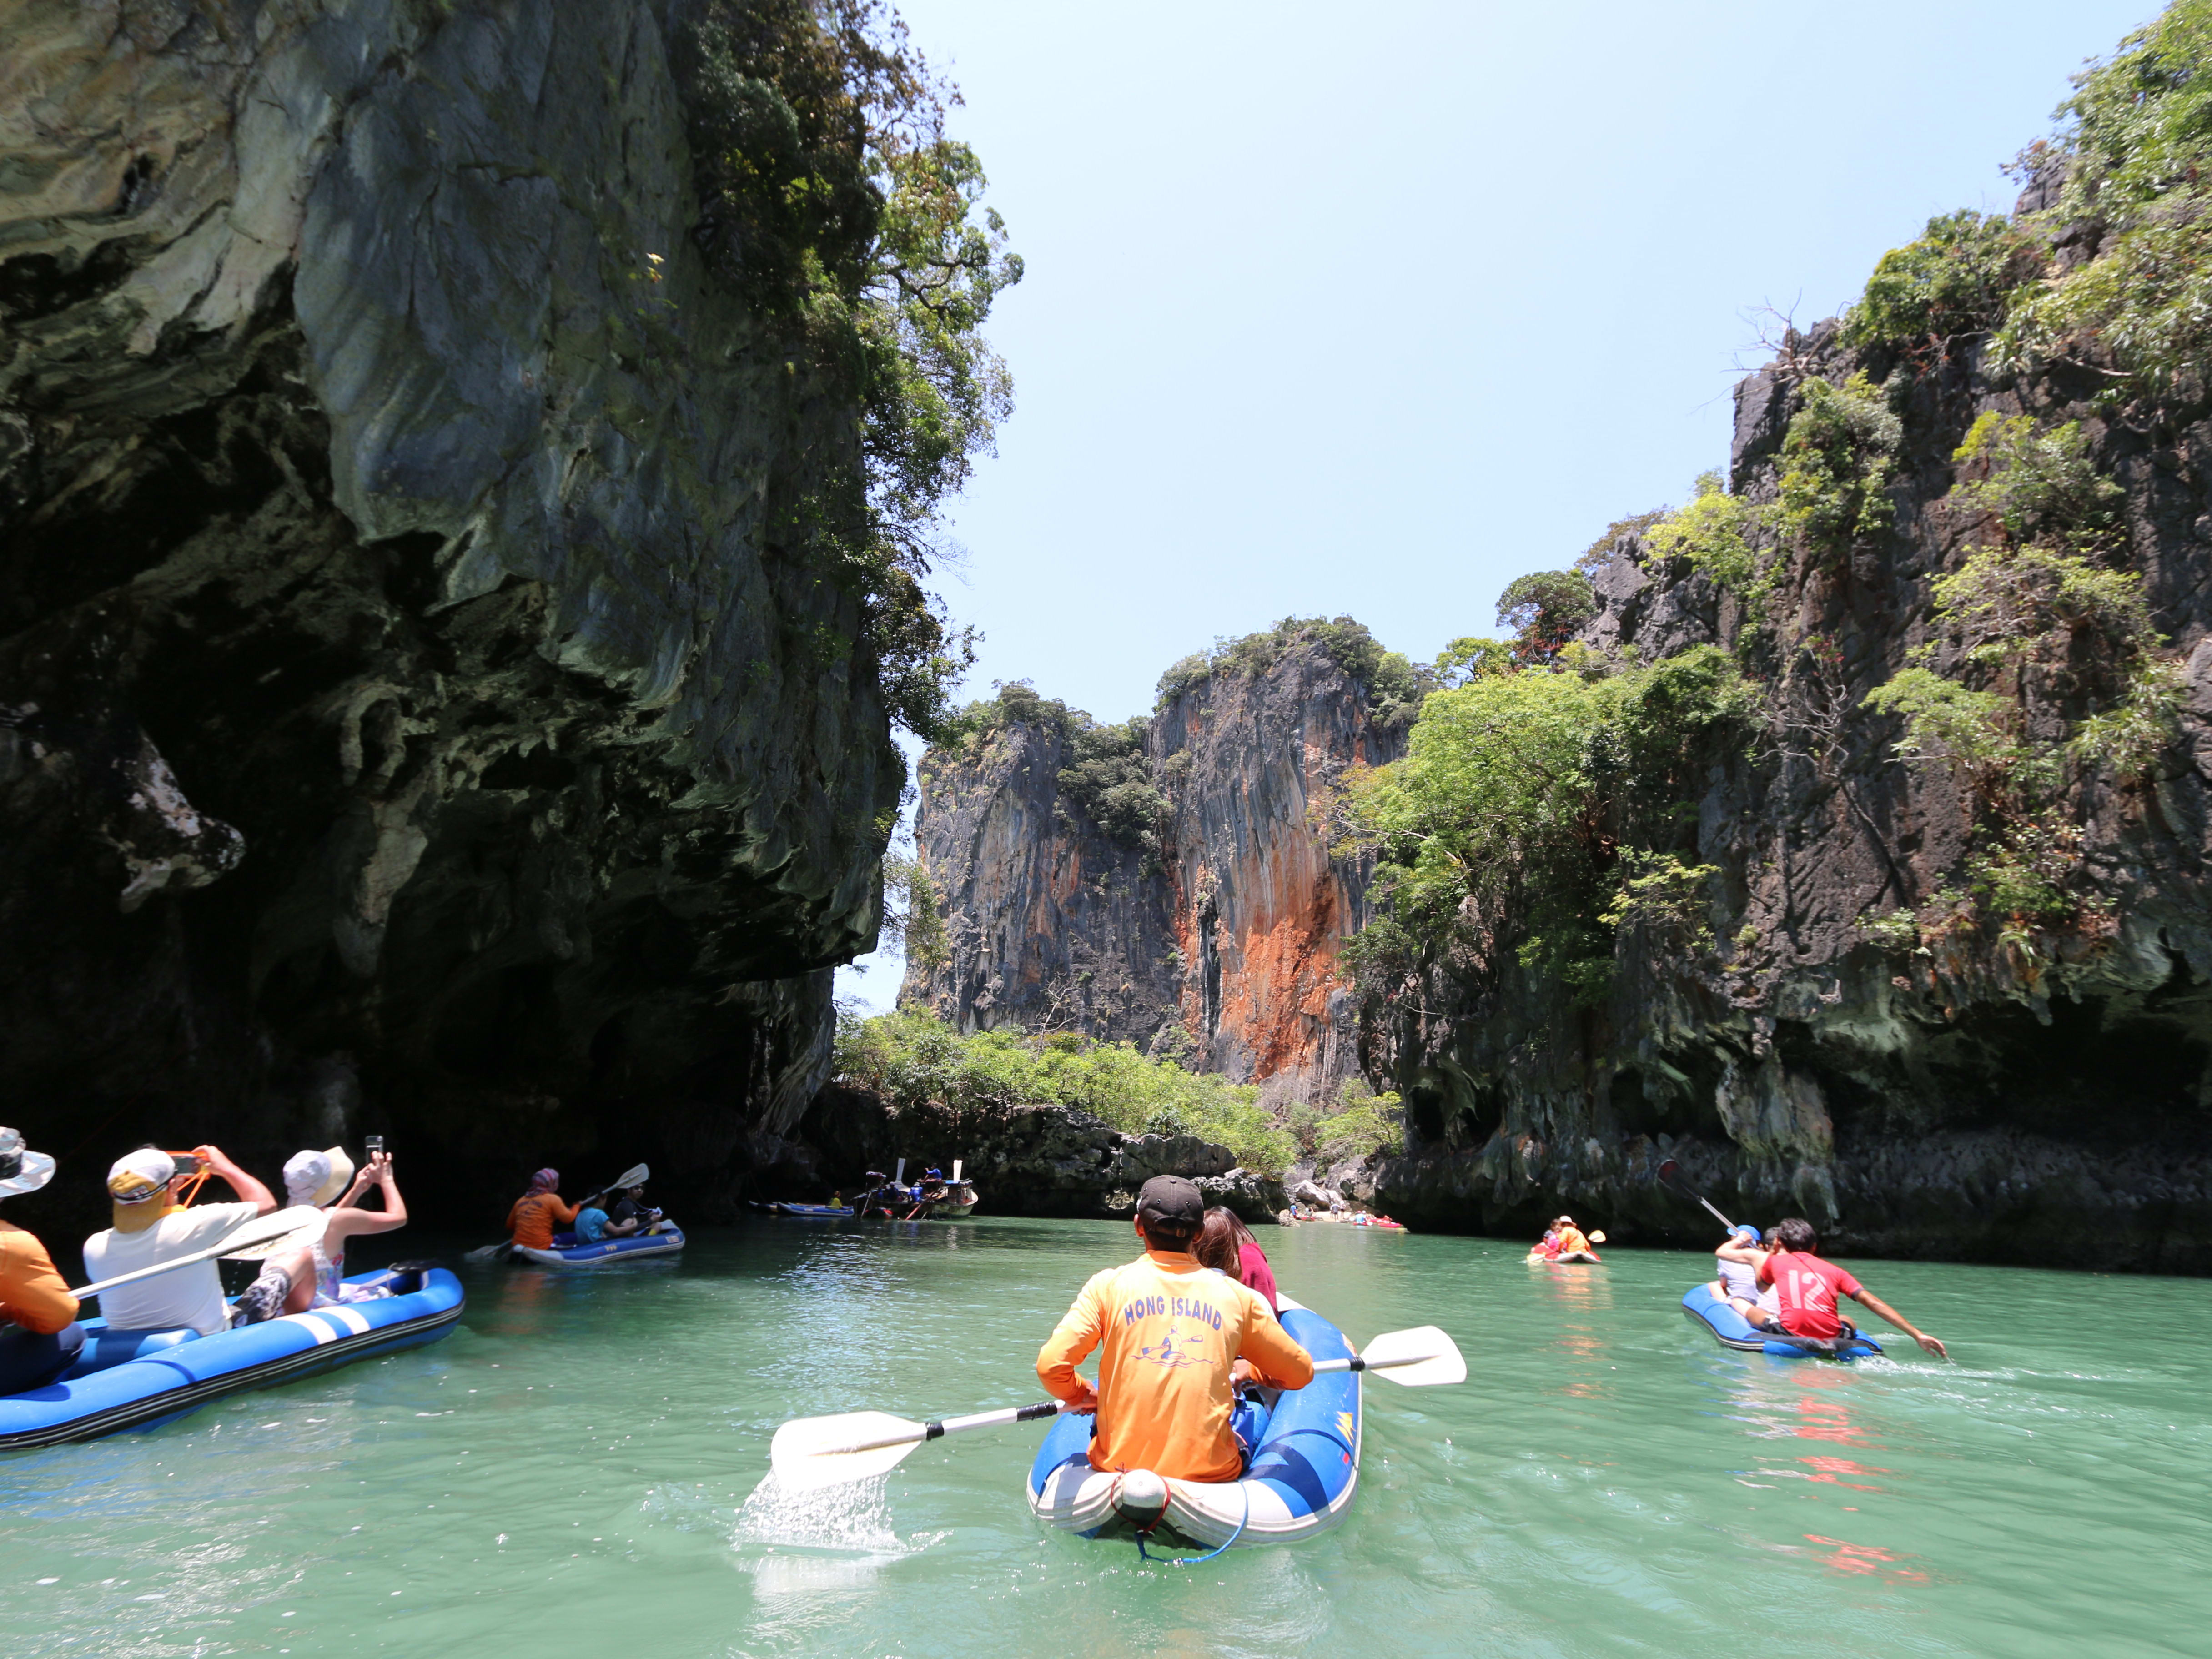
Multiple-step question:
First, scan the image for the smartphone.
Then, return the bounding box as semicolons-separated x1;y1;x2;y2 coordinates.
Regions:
364;1136;384;1155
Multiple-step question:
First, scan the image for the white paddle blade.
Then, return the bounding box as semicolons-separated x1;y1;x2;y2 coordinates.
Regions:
219;1204;330;1261
770;1411;926;1492
1587;1230;1608;1245
1360;1325;1467;1387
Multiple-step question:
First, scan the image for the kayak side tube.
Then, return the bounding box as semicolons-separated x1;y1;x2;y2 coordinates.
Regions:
1681;1282;1882;1360
0;1266;464;1452
1026;1299;1361;1548
513;1224;687;1267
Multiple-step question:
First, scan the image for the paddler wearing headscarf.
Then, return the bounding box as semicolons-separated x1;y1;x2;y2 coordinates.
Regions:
0;1126;85;1393
505;1168;580;1251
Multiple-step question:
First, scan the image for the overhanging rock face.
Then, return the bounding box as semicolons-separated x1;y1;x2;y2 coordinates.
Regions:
0;0;898;1225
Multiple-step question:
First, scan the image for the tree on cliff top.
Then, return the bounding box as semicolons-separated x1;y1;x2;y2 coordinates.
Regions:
1495;571;1597;666
683;0;1021;737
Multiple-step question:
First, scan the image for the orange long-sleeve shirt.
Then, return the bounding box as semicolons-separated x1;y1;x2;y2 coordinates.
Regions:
505;1193;581;1250
1036;1249;1314;1483
0;1217;80;1334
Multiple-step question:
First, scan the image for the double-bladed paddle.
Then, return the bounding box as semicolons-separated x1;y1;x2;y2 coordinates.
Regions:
463;1162;650;1262
769;1324;1468;1493
71;1205;328;1300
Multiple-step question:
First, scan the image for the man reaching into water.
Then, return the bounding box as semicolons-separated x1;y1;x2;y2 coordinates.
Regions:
1716;1217;1948;1358
1036;1176;1314;1483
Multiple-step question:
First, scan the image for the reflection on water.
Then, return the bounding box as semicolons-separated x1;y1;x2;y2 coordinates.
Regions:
0;1221;2207;1658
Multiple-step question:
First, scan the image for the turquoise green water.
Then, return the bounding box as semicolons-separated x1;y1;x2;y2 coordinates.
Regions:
2;1218;2207;1657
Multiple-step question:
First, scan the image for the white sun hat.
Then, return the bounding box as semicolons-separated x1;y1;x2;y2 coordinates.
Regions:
0;1127;56;1199
282;1146;355;1208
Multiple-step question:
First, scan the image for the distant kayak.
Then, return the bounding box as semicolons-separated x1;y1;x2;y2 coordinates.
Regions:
1680;1282;1883;1360
1528;1249;1601;1265
0;1265;462;1451
1027;1296;1360;1550
513;1225;685;1267
752;1202;852;1218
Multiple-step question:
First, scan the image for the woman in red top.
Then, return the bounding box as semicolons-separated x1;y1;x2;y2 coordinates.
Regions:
1718;1217;1948;1358
1196;1206;1280;1312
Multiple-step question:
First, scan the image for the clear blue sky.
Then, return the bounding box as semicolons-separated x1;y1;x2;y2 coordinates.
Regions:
836;0;2160;1008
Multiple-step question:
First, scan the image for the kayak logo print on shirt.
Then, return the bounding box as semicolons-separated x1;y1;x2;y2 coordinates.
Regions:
1122;1287;1226;1370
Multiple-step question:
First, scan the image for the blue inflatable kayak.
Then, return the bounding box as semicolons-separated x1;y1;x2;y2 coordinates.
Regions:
1681;1282;1883;1360
514;1224;685;1267
1026;1298;1361;1548
0;1265;464;1452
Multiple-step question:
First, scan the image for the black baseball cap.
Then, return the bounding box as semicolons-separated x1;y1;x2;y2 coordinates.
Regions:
1136;1175;1204;1230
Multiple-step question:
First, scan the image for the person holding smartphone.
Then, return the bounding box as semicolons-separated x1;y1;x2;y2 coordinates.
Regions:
83;1145;277;1336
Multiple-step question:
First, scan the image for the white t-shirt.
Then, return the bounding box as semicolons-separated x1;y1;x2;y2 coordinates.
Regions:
83;1202;260;1337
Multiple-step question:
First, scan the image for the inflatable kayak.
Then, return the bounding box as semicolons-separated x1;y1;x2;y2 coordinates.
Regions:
753;1202;852;1218
513;1224;685;1267
1026;1297;1359;1550
1681;1282;1883;1360
1527;1249;1601;1264
0;1264;463;1452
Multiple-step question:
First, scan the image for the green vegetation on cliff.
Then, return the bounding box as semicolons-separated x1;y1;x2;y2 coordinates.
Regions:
932;682;1167;851
834;1009;1295;1173
1155;616;1429;723
1997;0;2212;394
684;0;1020;735
1340;641;1757;1001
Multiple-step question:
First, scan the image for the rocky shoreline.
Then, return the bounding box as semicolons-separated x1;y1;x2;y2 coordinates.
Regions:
793;1084;1286;1223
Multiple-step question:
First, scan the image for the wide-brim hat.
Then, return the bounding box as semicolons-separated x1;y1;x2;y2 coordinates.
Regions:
0;1128;55;1199
283;1146;354;1208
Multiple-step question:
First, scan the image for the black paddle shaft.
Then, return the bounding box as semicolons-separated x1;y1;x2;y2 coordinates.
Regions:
921;1400;1061;1441
1657;1159;1737;1233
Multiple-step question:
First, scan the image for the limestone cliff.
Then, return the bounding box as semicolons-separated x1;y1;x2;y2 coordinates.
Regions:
0;0;903;1225
1371;315;2212;1270
902;628;1408;1103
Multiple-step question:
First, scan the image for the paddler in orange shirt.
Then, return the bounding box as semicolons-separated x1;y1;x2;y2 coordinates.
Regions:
0;1126;85;1393
505;1168;580;1251
1036;1176;1314;1483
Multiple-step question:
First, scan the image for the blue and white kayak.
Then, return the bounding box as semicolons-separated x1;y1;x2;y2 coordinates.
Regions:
753;1202;852;1218
1681;1282;1883;1360
1026;1297;1360;1548
0;1265;463;1452
514;1224;685;1267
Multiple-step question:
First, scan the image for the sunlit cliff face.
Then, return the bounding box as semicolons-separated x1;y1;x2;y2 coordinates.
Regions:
903;638;1402;1106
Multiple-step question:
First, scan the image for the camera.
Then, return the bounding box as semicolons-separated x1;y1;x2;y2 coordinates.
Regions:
364;1135;384;1156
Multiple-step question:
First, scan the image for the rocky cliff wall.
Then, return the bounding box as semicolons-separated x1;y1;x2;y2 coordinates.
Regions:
900;716;1180;1044
0;0;900;1228
902;636;1403;1103
1372;313;2212;1270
